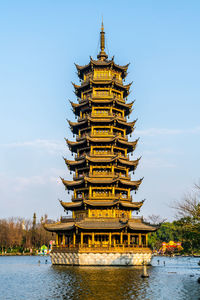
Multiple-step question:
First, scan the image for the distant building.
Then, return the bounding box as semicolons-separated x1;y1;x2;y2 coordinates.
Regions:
44;22;156;265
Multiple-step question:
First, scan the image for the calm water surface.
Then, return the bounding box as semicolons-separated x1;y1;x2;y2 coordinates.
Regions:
0;256;200;300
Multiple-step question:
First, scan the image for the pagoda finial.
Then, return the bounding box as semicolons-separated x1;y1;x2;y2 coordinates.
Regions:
101;16;104;32
97;18;108;61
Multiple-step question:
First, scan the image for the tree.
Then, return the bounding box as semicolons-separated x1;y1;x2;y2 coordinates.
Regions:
172;182;200;254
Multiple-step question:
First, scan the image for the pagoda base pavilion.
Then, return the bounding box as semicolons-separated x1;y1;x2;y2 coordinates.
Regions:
45;216;156;266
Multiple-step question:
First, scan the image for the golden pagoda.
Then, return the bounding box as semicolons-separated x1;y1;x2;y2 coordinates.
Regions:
44;22;156;265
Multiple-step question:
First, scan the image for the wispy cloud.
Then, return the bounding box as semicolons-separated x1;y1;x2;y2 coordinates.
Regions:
1;139;67;154
0;168;70;193
135;126;200;137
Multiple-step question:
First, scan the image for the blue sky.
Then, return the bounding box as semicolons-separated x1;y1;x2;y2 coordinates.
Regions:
0;0;200;221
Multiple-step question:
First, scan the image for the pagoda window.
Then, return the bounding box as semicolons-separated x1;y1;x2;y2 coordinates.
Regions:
93;108;110;116
94;70;109;80
93;89;109;97
92;189;111;198
93;146;111;155
92;167;111;176
92;126;111;136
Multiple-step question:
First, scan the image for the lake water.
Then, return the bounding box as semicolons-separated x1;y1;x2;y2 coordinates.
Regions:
0;256;200;300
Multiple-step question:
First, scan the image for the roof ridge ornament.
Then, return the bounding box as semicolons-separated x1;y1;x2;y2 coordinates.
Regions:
97;19;108;61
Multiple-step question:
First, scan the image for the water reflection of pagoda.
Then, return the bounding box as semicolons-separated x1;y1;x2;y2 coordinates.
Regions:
44;22;156;265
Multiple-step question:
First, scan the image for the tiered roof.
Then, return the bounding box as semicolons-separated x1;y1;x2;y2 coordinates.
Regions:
44;217;157;232
44;22;155;237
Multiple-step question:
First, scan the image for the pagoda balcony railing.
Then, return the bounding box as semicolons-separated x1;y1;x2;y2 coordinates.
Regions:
78;113;126;122
91;112;112;118
89;173;130;179
87;196;133;201
91;94;125;102
52;243;149;252
91;113;126;121
89;172;112;176
92;132;113;137
77;96;127;103
71;196;133;201
92;93;111;99
93;76;123;83
91;151;114;156
77;152;127;158
82;75;123;84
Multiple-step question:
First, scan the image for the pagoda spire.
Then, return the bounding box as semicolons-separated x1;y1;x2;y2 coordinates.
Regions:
97;18;108;61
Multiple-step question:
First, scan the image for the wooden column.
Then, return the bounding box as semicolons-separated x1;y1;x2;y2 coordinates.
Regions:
62;234;65;246
56;233;59;246
109;232;112;246
80;232;83;247
112;186;115;196
120;232;123;245
128;233;130;246
146;234;148;247
89;186;92;197
92;232;95;245
139;233;142;246
73;232;76;246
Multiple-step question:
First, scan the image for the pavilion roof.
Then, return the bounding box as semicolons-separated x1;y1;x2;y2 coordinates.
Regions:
61;176;143;191
60;199;144;210
128;220;157;232
44;217;157;232
64;155;140;171
70;99;134;115
43;221;75;232
72;80;132;98
75;57;129;79
76;218;127;230
68;117;136;127
66;136;139;152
